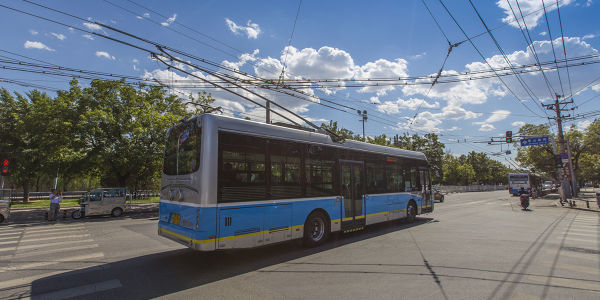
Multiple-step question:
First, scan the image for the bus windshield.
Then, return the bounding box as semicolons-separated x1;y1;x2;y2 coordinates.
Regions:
163;121;201;175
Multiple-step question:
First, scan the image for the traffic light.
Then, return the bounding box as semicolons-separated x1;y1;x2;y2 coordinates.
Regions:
554;155;563;168
505;131;513;143
1;159;8;176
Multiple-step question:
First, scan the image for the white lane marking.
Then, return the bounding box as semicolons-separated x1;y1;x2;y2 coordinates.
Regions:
0;235;22;241
0;264;110;290
18;234;90;244
24;226;87;234
539;260;600;276
0;246;16;252
553;250;600;261
0;231;23;237
31;279;122;300
23;227;87;236
0;244;99;261
560;232;597;238
0;252;104;273
565;228;597;234
559;237;597;243
15;238;95;251
0;240;19;246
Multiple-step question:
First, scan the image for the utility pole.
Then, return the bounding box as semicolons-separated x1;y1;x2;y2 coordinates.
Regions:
542;94;576;199
266;101;271;124
357;110;367;141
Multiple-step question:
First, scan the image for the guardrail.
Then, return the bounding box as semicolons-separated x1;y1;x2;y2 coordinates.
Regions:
437;185;507;193
3;190;159;202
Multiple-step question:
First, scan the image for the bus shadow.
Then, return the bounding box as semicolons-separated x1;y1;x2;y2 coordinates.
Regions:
29;217;432;299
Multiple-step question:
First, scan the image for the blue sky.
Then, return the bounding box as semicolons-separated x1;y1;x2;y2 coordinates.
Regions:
1;0;599;161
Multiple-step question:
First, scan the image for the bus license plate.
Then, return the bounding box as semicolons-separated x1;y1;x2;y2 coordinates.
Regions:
171;213;181;225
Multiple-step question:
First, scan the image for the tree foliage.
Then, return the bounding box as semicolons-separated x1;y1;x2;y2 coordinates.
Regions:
0;79;198;200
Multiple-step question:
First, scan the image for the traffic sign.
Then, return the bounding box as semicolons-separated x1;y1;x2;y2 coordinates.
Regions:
560;152;568;159
520;136;550;147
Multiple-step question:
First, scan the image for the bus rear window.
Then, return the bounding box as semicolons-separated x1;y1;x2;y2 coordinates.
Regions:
163;122;201;175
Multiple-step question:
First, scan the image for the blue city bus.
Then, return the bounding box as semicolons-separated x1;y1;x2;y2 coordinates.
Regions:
158;114;433;251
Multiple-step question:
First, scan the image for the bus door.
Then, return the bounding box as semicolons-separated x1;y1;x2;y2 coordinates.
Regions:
340;160;365;233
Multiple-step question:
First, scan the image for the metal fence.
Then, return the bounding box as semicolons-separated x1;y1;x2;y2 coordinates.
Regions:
6;190;159;202
437;185;507;193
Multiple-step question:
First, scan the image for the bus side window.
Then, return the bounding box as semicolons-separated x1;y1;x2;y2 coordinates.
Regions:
218;132;266;203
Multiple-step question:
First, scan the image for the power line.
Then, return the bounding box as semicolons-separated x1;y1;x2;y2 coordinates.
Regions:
541;0;566;97
437;0;544;118
555;0;574;100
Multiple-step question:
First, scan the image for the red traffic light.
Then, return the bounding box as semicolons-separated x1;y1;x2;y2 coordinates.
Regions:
1;159;8;176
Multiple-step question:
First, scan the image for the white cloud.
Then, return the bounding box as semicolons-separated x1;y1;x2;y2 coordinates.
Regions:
356;58;409;95
478;123;496;132
512;121;526;127
592;83;600;92
82;34;94;40
95;51;115;60
225;18;261;39
29;29;38;35
583;34;596;40
586;0;593;7
24;41;54;52
497;0;574;29
539;31;547;36
577;120;592;130
50;32;66;41
376;98;440;114
144;12;150;18
485;110;511;123
396;105;482;132
83;22;102;31
161;14;177;26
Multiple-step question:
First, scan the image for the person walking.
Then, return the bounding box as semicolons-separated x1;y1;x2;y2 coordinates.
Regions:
49;189;62;221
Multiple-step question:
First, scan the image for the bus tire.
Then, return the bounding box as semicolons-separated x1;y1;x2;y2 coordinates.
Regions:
303;211;330;247
406;201;417;223
111;207;123;217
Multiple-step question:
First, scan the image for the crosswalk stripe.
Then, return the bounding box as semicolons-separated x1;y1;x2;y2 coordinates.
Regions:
0;263;110;290
564;229;597;234
556;250;600;261
540;260;600;276
526;275;600;292
24;226;87;234
31;279;122;300
0;252;104;273
560;232;597;238
0;235;22;241
0;231;23;237
15;238;95;251
559;236;597;243
18;234;90;244
0;240;19;246
23;229;87;239
0;244;99;261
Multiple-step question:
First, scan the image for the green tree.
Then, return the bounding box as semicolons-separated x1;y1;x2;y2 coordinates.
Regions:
393;133;445;183
319;120;355;141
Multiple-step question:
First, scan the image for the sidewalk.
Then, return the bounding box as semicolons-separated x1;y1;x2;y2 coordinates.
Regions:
5;202;159;224
537;189;600;212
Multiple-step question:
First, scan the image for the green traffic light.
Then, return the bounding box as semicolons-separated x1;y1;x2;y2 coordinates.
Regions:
506;138;512;143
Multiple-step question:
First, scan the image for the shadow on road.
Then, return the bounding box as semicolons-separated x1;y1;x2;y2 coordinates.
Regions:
29;218;432;298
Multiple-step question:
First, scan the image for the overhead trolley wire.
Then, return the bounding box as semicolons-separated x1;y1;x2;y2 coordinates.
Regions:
541;0;566;97
436;0;544;118
555;0;574;100
507;0;557;99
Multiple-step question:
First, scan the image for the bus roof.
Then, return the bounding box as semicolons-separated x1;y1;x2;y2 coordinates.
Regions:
196;114;428;162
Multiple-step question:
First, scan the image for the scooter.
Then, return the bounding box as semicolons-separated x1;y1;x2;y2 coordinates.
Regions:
519;193;530;211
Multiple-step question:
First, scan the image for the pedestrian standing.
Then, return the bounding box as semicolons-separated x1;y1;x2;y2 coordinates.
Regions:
49;189;62;221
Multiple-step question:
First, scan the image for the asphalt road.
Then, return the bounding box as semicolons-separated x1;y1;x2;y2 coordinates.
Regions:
0;191;598;299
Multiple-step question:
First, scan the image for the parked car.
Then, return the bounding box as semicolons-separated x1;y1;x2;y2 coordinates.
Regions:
0;189;12;224
433;188;445;202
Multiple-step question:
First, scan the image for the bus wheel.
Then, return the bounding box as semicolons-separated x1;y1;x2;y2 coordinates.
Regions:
303;211;330;247
71;210;83;219
111;207;123;217
406;202;417;223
